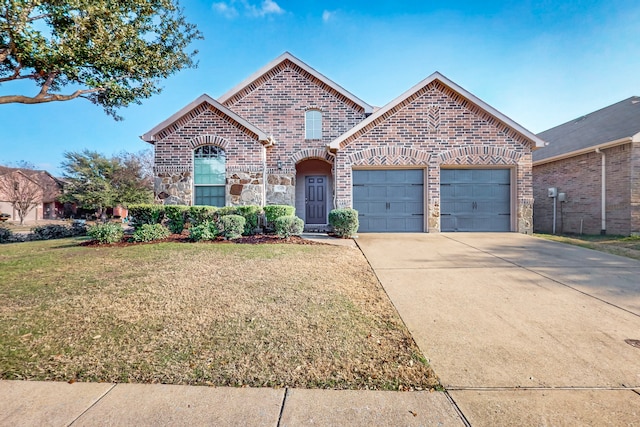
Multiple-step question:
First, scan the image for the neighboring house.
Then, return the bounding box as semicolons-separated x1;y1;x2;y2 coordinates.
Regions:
533;97;640;236
141;52;543;233
0;166;64;221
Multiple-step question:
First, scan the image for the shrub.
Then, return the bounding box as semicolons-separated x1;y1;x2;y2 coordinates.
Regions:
329;208;359;238
188;206;217;227
132;224;171;242
30;224;86;240
128;204;164;228
87;223;124;244
234;205;262;235
0;226;13;244
264;205;295;230
164;205;189;234
219;215;246;240
188;221;219;242
274;215;304;239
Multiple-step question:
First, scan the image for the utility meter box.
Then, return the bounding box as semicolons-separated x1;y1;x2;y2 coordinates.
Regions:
548;187;557;198
558;192;567;202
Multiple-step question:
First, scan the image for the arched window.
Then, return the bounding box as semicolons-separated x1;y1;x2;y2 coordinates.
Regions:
194;145;226;206
305;110;322;140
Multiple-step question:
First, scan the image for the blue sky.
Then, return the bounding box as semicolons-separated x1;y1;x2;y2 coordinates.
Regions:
1;0;639;175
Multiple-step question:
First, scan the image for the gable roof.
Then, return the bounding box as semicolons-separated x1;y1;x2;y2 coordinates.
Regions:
140;94;270;143
329;72;545;150
534;96;640;164
218;52;374;115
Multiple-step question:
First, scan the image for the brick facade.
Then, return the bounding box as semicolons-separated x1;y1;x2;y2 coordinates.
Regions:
144;53;539;233
533;143;639;235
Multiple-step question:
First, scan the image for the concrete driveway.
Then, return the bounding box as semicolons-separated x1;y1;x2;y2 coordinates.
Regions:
357;233;640;426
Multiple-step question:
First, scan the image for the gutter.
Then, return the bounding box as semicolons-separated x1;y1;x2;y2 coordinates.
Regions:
595;148;606;234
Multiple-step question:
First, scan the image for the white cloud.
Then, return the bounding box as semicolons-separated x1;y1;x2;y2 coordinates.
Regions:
213;0;284;18
246;0;285;17
322;10;334;23
212;2;239;19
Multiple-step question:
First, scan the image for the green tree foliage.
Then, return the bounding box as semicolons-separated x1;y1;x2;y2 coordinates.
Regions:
0;0;202;119
60;149;153;216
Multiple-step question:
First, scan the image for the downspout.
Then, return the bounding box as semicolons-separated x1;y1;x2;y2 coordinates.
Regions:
326;147;337;209
262;136;275;207
595;148;606;234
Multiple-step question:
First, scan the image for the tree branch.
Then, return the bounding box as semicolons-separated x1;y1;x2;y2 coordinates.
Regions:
0;88;104;105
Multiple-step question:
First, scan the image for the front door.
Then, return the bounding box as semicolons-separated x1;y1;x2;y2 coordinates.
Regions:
305;176;326;224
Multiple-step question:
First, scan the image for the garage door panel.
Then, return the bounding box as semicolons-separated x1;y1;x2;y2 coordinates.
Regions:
441;168;511;232
353;169;424;232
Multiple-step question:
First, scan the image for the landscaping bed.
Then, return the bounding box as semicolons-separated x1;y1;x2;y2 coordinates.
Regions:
537;233;640;261
0;238;439;391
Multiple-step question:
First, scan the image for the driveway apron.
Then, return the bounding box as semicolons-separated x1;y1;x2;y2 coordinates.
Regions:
357;233;640;426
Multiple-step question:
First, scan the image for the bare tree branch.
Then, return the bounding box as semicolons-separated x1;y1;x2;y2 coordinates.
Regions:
0;88;103;104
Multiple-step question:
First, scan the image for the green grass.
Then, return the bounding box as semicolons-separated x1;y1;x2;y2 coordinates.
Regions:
0;237;438;391
536;233;640;261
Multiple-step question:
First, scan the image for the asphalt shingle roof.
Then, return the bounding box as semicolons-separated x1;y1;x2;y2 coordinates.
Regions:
534;96;640;162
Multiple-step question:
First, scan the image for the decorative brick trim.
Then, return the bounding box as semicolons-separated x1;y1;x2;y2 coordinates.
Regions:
189;134;230;150
154;165;192;173
348;146;431;166
223;60;365;114
304;105;324;112
438;145;522;165
227;165;264;173
290;148;334;164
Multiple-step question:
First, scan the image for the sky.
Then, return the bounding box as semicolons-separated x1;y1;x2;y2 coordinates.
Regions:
1;0;639;176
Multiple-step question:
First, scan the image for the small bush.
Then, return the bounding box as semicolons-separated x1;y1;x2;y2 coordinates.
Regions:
264;205;295;230
234;205;262;235
132;224;171;242
188;221;219;242
219;215;246;240
0;227;13;244
329;208;359;238
164;205;189;234
274;215;304;239
30;224;86;240
188;206;217;227
129;204;165;228
87;223;124;244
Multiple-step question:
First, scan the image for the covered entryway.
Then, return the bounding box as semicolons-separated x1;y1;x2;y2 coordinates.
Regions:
352;169;424;232
295;159;333;227
440;169;511;232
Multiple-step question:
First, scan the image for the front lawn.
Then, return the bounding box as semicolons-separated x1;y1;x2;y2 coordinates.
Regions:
0;238;438;391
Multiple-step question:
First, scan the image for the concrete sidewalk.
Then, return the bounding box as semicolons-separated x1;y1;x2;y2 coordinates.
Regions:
357;233;640;426
0;380;464;427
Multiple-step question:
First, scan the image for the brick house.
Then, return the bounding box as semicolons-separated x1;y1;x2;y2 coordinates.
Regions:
142;52;543;233
0;166;64;222
533;97;640;236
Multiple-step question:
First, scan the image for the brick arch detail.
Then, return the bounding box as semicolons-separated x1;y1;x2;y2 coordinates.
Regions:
189;134;230;151
347;146;431;166
290;148;334;164
438;145;522;165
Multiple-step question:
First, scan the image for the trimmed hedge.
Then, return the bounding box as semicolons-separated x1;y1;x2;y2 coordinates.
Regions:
87;223;124;244
189;221;219;242
0;227;12;244
274;215;304;238
219;215;245;240
30;224;87;240
188;206;217;227
329;208;359;238
164;205;189;234
233;205;261;235
264;205;295;230
128;204;164;228
132;224;171;242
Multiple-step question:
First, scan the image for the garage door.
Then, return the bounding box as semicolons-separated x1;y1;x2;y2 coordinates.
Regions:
441;169;511;232
353;169;424;232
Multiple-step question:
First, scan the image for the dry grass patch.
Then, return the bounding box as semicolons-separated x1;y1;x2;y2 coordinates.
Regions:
536;234;640;261
0;238;438;390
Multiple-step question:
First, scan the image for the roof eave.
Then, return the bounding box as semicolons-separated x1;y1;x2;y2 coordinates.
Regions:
533;136;633;166
140;94;270;143
330;72;543;150
218;52;373;114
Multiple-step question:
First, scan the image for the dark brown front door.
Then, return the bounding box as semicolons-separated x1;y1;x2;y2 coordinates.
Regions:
305;176;326;224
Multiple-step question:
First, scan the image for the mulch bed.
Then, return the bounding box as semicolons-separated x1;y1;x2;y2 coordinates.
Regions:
80;232;324;247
